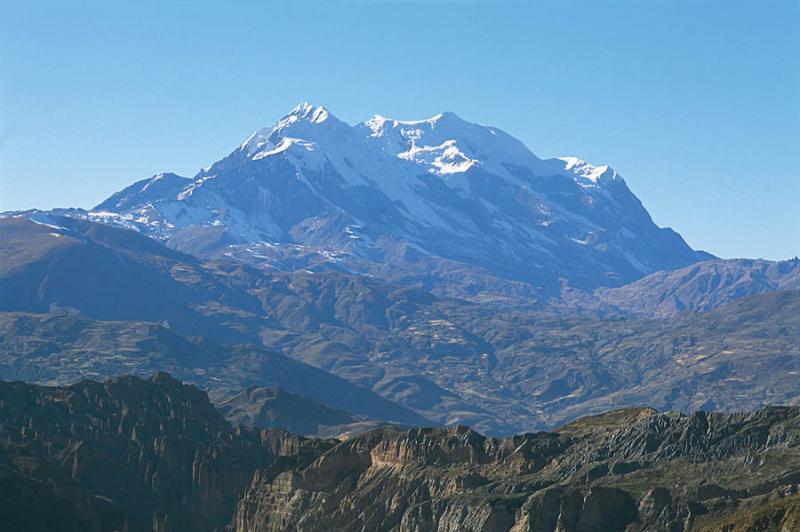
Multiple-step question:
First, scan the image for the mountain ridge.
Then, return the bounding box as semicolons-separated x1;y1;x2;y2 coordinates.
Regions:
2;213;796;435
591;257;800;316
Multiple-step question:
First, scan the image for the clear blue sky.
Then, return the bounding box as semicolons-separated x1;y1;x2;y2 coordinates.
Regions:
1;0;798;259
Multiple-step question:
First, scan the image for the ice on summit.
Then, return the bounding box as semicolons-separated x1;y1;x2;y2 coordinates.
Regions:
81;101;704;298
240;102;337;157
126;103;632;242
235;103;620;192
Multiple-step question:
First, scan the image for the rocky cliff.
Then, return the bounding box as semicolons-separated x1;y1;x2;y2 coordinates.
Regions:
2;375;800;531
0;373;333;532
233;407;800;531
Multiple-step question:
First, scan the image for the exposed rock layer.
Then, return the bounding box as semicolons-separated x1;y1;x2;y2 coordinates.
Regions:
0;374;333;531
2;375;799;531
232;407;800;531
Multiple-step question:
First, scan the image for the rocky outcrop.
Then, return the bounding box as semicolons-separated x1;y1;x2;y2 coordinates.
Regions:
3;374;800;531
232;407;800;531
0;373;333;532
512;487;638;532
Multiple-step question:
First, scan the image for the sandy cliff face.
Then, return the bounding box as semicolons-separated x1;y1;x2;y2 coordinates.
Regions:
232;408;800;532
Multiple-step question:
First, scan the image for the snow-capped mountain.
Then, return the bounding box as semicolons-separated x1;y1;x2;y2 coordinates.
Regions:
92;103;710;300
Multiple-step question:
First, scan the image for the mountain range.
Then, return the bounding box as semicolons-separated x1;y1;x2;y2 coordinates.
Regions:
75;103;713;304
1;213;797;435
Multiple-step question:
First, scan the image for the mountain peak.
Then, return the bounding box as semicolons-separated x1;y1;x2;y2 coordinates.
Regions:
87;103;707;296
364;110;464;134
289;101;314;115
239;103;342;156
285;102;331;125
432;110;461;122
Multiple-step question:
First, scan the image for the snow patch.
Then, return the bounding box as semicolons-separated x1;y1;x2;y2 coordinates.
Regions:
560;156;618;186
398;140;476;176
28;214;67;231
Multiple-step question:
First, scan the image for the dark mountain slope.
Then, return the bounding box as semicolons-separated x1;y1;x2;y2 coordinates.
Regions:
1;214;797;434
0;213;264;342
0;373;333;532
0;311;427;427
481;289;800;428
215;386;389;437
0;215;497;427
2;282;797;437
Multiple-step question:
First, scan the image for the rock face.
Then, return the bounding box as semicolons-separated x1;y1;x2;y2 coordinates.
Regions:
0;374;334;532
232;407;800;532
0;465;129;532
2;375;800;531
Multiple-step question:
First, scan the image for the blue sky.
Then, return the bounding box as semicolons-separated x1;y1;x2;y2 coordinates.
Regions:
1;0;798;259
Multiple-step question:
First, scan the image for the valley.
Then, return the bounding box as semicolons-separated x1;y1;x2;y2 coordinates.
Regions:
1;214;798;435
